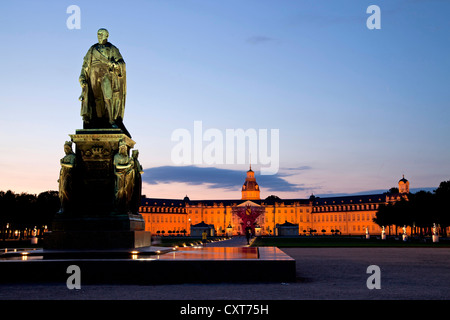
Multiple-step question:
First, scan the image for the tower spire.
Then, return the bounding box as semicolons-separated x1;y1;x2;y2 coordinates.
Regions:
241;163;260;200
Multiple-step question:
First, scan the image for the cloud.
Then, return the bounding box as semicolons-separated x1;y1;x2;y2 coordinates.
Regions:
282;165;313;171
246;36;278;45
142;165;306;192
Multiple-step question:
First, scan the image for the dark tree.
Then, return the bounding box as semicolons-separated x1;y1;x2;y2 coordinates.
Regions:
374;182;450;237
387;187;399;194
434;180;450;236
265;195;281;205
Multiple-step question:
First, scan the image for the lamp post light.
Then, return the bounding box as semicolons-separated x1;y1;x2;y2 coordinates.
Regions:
432;223;439;243
402;225;408;242
226;223;233;237
381;226;386;240
188;217;191;236
31;226;38;245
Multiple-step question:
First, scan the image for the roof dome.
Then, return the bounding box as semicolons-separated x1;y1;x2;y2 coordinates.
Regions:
242;167;259;191
242;180;259;191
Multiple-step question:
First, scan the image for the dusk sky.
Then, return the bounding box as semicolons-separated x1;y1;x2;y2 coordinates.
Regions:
1;0;449;200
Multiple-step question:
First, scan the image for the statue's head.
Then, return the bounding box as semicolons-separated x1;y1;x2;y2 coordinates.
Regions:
132;149;139;158
118;140;127;154
97;28;109;45
64;141;73;154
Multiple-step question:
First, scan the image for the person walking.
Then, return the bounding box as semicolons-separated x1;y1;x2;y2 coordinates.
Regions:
246;228;251;245
202;230;208;247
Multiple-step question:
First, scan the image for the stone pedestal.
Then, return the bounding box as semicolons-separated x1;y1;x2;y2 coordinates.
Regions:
65;129;136;216
44;230;150;249
44;129;150;249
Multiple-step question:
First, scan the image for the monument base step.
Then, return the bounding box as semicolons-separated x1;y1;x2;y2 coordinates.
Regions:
43;230;151;249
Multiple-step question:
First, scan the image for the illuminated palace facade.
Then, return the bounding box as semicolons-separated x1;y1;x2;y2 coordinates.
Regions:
139;168;410;236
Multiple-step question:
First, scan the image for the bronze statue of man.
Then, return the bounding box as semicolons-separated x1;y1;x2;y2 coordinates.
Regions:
79;28;128;135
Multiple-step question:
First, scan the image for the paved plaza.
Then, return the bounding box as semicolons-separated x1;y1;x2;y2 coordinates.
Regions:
0;237;449;300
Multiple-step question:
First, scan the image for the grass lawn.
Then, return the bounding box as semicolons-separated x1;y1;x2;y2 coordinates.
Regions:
250;236;450;248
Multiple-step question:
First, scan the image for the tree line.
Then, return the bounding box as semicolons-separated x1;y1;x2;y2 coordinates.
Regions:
374;180;450;237
0;190;60;239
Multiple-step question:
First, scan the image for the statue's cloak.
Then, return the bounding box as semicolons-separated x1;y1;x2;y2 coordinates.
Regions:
79;42;126;125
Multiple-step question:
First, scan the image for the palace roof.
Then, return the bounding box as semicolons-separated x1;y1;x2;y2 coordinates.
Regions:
140;193;387;207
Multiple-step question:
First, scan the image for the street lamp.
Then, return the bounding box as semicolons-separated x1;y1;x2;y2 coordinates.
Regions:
188;217;191;236
6;223;9;240
226;223;232;237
